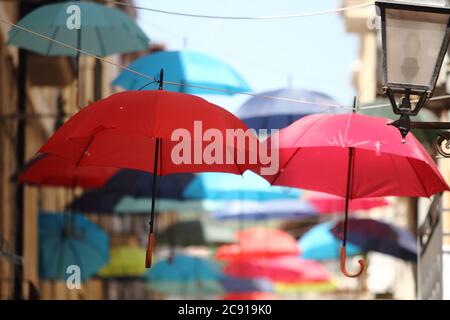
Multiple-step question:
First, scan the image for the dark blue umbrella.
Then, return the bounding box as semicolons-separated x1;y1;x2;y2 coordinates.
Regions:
39;212;109;282
236;88;346;131
68;170;195;213
331;218;417;262
220;276;273;293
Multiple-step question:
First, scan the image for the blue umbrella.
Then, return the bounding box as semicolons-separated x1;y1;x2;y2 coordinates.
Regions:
68;170;195;213
146;254;224;295
331;218;417;261
39;212;109;282
299;222;362;261
8;1;149;56
212;199;316;221
183;171;301;201
220;276;273;293
112;50;251;95
236;88;346;131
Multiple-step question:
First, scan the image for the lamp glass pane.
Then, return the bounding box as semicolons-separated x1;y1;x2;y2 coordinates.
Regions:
385;8;449;88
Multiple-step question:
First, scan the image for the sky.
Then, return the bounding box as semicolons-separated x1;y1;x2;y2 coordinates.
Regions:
135;0;359;111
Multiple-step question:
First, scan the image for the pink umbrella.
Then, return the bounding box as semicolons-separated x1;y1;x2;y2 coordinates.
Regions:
261;113;449;277
224;256;331;283
216;227;300;261
308;192;389;214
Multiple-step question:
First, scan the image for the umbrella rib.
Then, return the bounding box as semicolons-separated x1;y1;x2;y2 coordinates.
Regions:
95;26;106;57
68;239;85;281
45;26;60;56
270;147;302;186
54;237;68;280
75;134;97;167
270;114;332;186
371;119;406;196
405;157;430;197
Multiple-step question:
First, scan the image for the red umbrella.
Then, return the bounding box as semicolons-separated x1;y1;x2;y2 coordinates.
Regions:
224;256;331;283
261;113;449;277
222;292;276;300
39;83;258;267
307;192;389;214
216;227;300;261
18;153;118;189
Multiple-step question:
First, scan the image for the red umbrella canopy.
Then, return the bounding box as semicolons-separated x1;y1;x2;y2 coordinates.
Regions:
307;192;389;214
39;90;259;268
262;113;448;198
216;227;300;261
224;256;331;283
260;113;449;277
18;153;118;189
39;90;258;175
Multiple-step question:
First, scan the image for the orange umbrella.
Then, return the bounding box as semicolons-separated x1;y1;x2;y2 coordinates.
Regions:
216;227;300;261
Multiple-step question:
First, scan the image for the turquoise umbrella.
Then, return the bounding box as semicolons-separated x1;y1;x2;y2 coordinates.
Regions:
299;222;362;261
8;1;149;56
39;211;109;282
113;197;226;214
112;50;251;95
183;171;301;201
146;254;224;295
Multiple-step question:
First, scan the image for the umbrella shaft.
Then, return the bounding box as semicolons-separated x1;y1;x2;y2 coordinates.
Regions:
343;147;354;246
150;138;160;233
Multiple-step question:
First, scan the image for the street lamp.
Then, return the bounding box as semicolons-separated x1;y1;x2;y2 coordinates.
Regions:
376;0;450;141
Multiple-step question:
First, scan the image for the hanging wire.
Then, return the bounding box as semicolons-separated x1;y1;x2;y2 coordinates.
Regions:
105;0;374;20
0;18;352;110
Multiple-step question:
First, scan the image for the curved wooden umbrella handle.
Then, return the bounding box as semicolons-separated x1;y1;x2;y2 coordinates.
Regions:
145;232;156;268
340;246;365;278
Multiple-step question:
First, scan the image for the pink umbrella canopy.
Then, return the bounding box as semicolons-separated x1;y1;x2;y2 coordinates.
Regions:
224;256;331;283
260;113;449;277
308;192;389;214
216;227;300;261
262;114;448;197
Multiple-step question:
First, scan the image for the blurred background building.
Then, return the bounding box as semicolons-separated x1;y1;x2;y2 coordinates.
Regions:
341;0;450;300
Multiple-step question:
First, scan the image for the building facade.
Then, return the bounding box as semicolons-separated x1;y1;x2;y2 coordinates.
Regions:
0;0;147;300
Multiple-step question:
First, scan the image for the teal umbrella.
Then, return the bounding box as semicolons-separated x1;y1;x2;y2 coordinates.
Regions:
8;1;149;56
113;197;226;214
39;211;109;282
146;254;225;295
113;50;251;95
